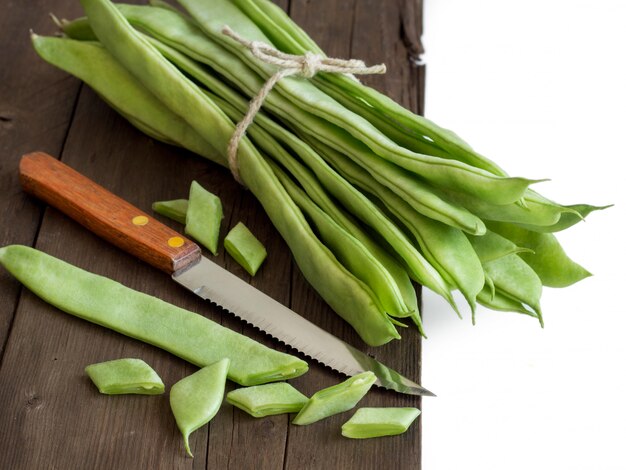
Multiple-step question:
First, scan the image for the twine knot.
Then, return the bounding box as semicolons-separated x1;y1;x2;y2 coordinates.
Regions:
221;26;386;184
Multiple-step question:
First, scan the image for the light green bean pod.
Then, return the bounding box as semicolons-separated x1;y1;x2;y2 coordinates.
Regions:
185;181;223;255
152;198;189;225
341;407;421;439
31;35;223;165
224;222;267;276
292;371;376;425
85;358;164;395
467;229;533;264
517;203;611;233
0;245;308;385
488;221;591;288
482;253;543;325
226;382;308;417
170;358;230;457
477;285;537;318
270;161;408;321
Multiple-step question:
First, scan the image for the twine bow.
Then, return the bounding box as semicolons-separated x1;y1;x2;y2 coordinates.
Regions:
221;25;387;184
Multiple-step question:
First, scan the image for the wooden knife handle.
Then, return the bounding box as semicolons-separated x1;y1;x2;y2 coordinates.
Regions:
19;151;201;274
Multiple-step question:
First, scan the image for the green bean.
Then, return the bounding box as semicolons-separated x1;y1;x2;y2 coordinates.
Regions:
476;285;537;318
482;253;543;325
226;382;308;417
467;229;533;264
185;181;223;255
31;35;222;165
85;358;164;395
170;358;229;457
224;222;267;276
292;371;376;425
487;221;591;287
341;407;421;439
0;245;307;385
177;0;539;205
152;199;189;225
270;160;408;320
81;0;401;347
517;203;611;233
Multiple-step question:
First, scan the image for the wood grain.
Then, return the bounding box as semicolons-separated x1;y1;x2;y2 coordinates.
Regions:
0;0;426;469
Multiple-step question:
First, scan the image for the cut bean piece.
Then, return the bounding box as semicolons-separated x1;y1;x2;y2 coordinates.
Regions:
224;222;267;276
341;407;421;439
85;358;164;395
170;358;229;457
226;382;308;417
0;245;308;385
152;198;188;225
292;371;376;425
185;181;223;255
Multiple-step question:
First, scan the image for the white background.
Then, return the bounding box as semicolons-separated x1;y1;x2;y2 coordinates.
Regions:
422;1;626;469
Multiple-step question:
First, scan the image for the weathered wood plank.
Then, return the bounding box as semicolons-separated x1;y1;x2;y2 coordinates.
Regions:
0;0;85;358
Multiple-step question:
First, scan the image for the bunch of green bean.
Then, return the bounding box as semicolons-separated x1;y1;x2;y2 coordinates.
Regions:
32;0;605;345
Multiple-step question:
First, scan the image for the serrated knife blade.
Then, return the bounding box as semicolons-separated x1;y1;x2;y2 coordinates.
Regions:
174;257;434;396
20;151;434;396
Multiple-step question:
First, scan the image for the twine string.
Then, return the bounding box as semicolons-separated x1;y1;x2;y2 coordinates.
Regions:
221;25;386;184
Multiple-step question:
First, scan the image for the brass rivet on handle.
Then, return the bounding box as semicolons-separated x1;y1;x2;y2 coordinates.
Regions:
132;215;149;226
168;236;185;248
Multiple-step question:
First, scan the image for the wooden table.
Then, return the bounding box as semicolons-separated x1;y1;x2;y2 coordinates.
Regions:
0;1;426;468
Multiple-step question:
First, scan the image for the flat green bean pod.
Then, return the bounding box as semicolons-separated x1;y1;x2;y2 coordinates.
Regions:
477;285;537;318
271;161;408;320
185;181;223;255
31;35;222;165
0;245;308;385
170;358;229;457
488;221;591;288
516;203;611;233
85;358;164;395
467;229;533;264
292;371;376;425
152;198;189;225
341;407;421;439
226;382;308;417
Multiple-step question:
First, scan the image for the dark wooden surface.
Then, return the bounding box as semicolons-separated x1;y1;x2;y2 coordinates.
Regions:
0;1;426;468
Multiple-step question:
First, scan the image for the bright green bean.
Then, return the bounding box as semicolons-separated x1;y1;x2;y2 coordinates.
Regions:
341;407;421;439
170;358;229;457
31;35;222;164
292;372;376;425
0;245;307;385
85;358;164;395
467;229;533;264
185;181;223;255
152;198;189;225
224;222;267;276
226;382;308;417
488;221;591;287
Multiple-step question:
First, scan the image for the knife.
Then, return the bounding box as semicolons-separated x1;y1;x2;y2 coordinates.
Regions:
19;151;434;396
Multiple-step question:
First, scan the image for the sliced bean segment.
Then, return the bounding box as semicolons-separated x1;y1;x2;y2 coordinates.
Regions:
292;371;376;425
170;358;230;457
152;198;189;225
85;358;164;395
341;407;421;439
226;382;308;417
185;181;223;255
224;222;267;276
